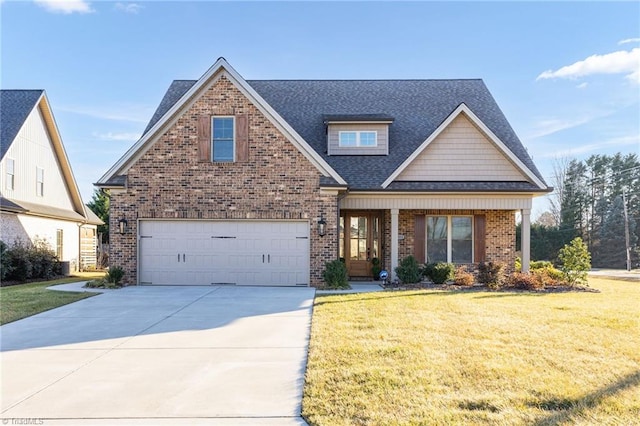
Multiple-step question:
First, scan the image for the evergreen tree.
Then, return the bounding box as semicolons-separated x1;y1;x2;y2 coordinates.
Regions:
87;189;110;243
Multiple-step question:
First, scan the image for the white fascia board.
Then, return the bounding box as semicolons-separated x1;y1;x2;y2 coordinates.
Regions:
38;93;88;219
381;103;547;190
98;58;347;186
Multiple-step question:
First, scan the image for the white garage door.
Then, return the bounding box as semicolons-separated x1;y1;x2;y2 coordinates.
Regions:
138;220;310;286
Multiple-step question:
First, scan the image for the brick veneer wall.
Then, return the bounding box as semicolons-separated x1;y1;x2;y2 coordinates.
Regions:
386;209;515;270
110;75;337;287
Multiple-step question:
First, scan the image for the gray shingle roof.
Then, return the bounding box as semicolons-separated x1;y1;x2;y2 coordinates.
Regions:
142;79;549;192
1;90;43;159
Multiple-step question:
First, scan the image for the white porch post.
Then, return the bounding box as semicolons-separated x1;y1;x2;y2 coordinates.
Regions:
521;208;531;273
391;208;399;280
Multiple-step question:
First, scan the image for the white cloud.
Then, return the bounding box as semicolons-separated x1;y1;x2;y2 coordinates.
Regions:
58;105;151;123
576;82;588;89
541;134;640;158
619;38;640;45
529;117;593;139
34;0;93;14
115;2;143;14
93;132;140;141
536;47;640;84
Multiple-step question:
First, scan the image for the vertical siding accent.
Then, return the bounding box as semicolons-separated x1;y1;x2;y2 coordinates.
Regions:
474;214;486;262
236;114;249;162
414;215;425;263
197;115;211;162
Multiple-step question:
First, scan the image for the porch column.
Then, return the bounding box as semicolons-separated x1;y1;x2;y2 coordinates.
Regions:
521;208;531;273
391;208;399;280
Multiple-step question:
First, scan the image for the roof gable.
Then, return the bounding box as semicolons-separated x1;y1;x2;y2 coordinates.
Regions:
98;58;346;186
0;90;90;219
387;105;546;189
1;90;44;159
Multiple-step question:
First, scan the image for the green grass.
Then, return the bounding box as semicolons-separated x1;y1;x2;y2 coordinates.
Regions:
303;277;640;425
0;274;103;325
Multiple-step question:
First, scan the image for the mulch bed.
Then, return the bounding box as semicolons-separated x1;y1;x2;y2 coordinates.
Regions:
382;282;600;293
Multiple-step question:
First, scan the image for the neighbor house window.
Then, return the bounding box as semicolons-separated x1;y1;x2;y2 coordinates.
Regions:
339;131;377;147
212;117;235;162
56;229;63;259
36;167;44;196
5;158;15;190
426;216;473;263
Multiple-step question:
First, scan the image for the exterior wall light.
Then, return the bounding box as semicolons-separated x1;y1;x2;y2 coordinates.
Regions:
318;216;327;237
118;218;128;234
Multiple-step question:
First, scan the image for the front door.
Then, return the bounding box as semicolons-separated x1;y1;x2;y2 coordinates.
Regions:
341;212;382;278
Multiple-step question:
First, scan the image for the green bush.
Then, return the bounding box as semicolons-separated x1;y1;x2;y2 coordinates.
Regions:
29;238;60;280
430;262;454;284
106;266;125;285
371;257;382;280
477;261;505;289
422;262;436;280
453;265;474;286
395;256;422;284
323;259;349;289
0;241;10;281
531;260;554;270
558;237;591;286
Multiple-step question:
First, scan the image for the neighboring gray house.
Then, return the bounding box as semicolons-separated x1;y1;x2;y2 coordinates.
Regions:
0;90;102;271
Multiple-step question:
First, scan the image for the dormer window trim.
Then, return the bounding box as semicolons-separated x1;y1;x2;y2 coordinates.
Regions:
339;130;378;148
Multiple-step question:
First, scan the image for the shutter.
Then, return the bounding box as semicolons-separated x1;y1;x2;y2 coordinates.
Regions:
414;215;426;263
474;214;486;263
197;115;211;162
236;114;249;162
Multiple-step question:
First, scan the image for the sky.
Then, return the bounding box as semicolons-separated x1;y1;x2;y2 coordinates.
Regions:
1;0;639;220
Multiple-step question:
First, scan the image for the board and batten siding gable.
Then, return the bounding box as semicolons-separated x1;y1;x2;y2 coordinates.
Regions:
1;106;74;211
396;114;526;182
327;123;389;155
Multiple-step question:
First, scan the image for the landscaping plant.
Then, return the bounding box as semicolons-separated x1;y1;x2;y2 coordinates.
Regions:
558;237;591;287
395;255;422;284
453;265;474;286
322;259;349;289
430;262;454;284
477;261;505;289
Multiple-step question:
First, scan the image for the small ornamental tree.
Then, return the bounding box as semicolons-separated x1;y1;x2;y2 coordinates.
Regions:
395;255;422;284
322;259;349;289
558;237;591;287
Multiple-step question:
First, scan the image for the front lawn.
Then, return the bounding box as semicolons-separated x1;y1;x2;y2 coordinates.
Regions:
0;275;101;325
303;277;640;425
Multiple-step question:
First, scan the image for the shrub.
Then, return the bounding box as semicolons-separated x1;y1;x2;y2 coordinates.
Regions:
430;262;454;284
558;237;591;287
371;257;382;280
477;261;505;289
422;262;437;280
531;260;554;270
0;241;10;281
395;255;422;284
5;242;33;282
322;259;349;289
454;265;474;286
29;238;59;280
507;272;544;290
106;266;125;285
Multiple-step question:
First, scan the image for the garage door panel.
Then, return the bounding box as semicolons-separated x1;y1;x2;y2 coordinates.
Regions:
139;220;309;286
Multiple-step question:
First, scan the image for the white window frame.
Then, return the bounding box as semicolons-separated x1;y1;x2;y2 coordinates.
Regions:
5;158;15;190
211;116;235;162
338;130;378;147
36;167;44;197
426;215;474;263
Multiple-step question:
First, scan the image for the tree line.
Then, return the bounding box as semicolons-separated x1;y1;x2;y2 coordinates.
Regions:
520;152;639;269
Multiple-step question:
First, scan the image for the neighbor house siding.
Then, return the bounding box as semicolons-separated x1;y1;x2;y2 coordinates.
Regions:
397;114;524;181
327;123;389;155
1;106;75;210
110;75;337;287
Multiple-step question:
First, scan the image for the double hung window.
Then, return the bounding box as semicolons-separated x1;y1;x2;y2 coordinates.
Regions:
212;117;235;162
426;216;473;263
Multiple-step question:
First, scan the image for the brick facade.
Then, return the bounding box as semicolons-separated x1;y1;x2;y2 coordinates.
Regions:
110;76;337;287
378;209;515;273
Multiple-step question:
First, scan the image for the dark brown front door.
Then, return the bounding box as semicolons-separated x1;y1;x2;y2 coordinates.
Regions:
341;212;382;278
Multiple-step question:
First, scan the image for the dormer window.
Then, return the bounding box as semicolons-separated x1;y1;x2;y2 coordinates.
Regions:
339;131;377;148
325;114;394;156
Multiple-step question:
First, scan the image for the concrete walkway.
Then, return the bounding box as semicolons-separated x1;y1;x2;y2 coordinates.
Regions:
1;285;315;425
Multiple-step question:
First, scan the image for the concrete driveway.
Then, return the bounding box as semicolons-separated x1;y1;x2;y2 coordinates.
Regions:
1;285;315;425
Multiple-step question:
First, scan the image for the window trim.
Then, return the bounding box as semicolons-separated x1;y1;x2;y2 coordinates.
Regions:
338;130;378;147
5;158;15;190
426;215;474;263
211;116;236;162
36;167;44;197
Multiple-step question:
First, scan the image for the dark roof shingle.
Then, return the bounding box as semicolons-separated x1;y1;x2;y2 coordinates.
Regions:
1;90;43;159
